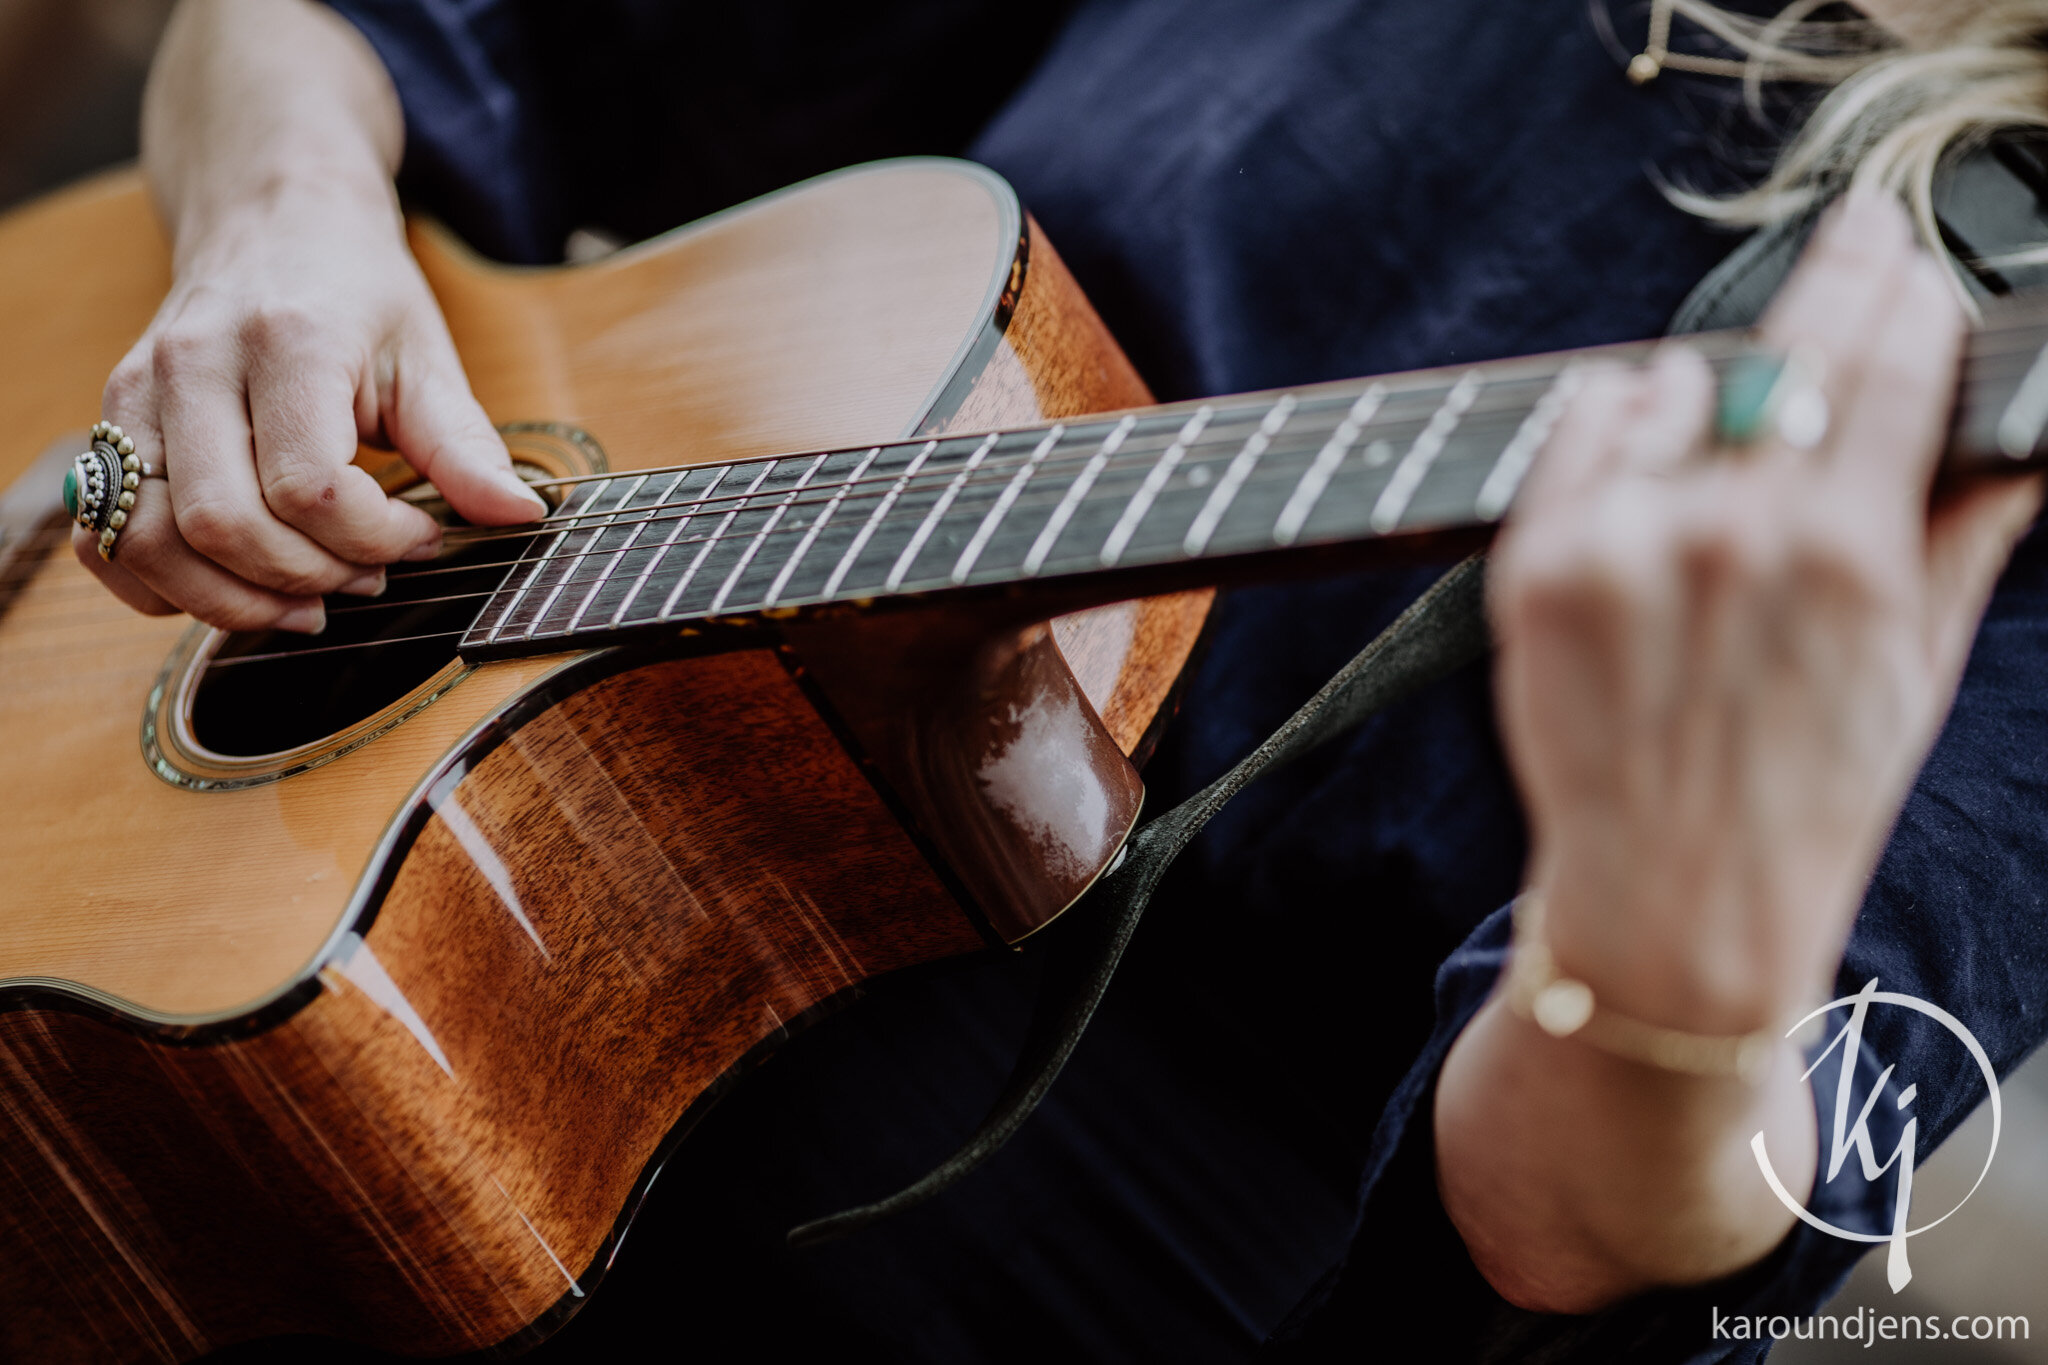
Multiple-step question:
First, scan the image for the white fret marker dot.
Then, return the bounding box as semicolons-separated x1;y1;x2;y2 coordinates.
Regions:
1364;440;1395;467
1187;465;1211;487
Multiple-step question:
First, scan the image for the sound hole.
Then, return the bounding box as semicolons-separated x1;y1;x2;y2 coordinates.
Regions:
187;497;543;759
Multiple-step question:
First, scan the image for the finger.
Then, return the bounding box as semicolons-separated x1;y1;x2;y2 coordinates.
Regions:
247;324;441;562
1755;189;1918;460
1823;252;1965;499
84;478;327;634
1617;345;1714;474
1510;360;1646;524
1920;473;2044;682
70;527;176;615
153;333;367;595
384;323;546;526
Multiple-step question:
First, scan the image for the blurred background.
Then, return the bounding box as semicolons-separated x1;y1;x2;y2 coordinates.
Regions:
0;0;169;211
0;0;2041;1361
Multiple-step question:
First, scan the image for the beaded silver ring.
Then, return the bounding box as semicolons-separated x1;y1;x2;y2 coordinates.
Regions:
63;422;158;561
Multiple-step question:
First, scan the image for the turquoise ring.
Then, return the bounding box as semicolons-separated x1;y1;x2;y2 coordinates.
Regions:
1715;349;1830;451
63;421;156;561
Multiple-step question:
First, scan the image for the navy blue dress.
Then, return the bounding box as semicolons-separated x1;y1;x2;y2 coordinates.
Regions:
289;4;2048;1362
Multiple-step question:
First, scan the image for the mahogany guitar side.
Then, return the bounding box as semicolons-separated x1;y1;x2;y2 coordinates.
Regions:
0;161;1209;1360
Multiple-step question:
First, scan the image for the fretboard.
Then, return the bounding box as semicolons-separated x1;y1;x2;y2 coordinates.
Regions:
457;308;2048;662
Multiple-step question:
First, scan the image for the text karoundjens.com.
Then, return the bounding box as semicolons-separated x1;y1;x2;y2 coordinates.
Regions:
1711;1306;2028;1346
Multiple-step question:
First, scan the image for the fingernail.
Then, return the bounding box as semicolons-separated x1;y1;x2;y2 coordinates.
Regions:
494;467;549;513
404;533;442;562
339;568;387;597
279;601;327;635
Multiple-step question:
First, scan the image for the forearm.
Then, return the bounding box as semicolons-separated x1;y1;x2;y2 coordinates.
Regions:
1435;991;1816;1313
142;0;401;258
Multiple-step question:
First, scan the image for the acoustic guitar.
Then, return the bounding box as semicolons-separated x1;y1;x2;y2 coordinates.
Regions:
0;158;2040;1362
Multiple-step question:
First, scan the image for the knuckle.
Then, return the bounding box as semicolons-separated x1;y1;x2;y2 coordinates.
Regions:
241;303;323;355
1789;528;1885;602
1863;337;1937;402
1674;509;1772;589
174;495;247;562
1501;530;1635;626
102;358;149;416
263;464;343;524
151;327;221;384
209;598;290;634
112;514;173;574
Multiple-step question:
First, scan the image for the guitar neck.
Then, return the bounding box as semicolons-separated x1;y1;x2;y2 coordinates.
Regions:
457;308;2048;662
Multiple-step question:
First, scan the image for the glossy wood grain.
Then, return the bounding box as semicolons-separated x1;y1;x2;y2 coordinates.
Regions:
0;159;1211;1358
0;161;1198;1017
0;651;981;1360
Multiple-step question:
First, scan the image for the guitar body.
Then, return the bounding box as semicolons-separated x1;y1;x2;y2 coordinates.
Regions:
0;161;1209;1360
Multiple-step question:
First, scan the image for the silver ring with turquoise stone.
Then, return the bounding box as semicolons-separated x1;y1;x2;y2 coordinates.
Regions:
1714;348;1831;452
63;422;158;561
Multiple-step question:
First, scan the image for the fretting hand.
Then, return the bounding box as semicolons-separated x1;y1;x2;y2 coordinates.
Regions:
1436;189;2043;1311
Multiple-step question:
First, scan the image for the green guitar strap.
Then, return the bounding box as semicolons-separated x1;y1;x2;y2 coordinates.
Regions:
788;138;2048;1249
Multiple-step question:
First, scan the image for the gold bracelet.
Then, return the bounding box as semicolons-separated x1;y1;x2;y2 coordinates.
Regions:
1502;893;1789;1084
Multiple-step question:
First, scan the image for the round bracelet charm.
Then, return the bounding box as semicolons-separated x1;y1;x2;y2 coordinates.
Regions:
63;421;145;561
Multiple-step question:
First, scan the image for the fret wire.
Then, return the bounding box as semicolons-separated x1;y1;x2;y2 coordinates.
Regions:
1370;370;1484;534
1273;387;1383;547
521;474;648;640
482;483;607;644
951;424;1064;583
1098;406;1215;567
657;460;778;619
376;421;1389;633
434;379;1553;555
454;417;1428;616
763;446;881;607
709;451;832;612
1185;394;1305;555
440;324;2048;550
821;441;939;600
483;341;1931;635
1022;415;1138;576
1475;363;1585;520
1995;336;2048;457
608;465;733;628
886;432;1001;591
564;469;686;633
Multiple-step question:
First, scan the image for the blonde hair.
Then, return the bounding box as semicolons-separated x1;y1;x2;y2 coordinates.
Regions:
1663;0;2048;275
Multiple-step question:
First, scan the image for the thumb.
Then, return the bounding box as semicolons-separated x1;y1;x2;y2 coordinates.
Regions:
384;328;548;527
1921;472;2043;683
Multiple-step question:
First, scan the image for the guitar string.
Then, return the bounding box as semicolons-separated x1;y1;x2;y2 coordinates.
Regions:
322;419;1487;612
16;316;2025;601
428;377;1565;547
465;316;2048;501
382;321;2048;547
10;322;2045;584
8;324;2048;642
332;329;2048;608
0;411;1466;609
0;386;1441;596
143;426;1469;670
5;341;2044;655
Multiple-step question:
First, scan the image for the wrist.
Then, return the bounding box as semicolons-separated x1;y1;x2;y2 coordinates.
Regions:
166;159;403;273
1531;857;1842;1037
1438;994;1816;1309
1504;892;1806;1081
